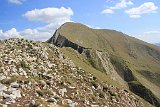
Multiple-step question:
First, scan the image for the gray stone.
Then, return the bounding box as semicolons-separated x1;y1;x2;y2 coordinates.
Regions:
68;86;75;89
39;80;46;88
2;104;8;107
48;97;57;103
0;75;6;80
91;105;99;107
3;93;16;102
69;102;78;107
59;88;67;97
11;82;19;88
66;99;78;107
29;100;38;107
12;90;21;98
0;83;7;91
20;70;27;76
11;67;17;73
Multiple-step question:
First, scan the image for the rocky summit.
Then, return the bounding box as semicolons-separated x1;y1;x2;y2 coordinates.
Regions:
0;38;146;107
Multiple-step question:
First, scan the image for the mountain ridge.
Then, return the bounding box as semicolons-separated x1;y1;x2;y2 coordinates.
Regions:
48;22;160;107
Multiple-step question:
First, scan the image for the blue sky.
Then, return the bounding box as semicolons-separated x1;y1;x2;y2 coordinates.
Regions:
0;0;160;43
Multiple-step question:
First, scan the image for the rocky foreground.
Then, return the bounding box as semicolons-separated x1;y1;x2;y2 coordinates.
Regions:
0;38;144;107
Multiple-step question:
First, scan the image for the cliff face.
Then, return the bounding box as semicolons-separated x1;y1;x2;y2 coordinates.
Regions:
48;22;160;107
47;30;89;54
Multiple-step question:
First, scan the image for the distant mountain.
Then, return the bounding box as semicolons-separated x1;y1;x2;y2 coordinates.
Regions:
48;22;160;107
155;43;160;46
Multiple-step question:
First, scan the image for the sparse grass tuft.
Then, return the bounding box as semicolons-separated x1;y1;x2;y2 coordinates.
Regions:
36;89;53;97
1;76;16;84
20;61;30;69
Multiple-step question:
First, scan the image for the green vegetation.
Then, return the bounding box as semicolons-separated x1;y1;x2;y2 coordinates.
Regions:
10;45;21;51
60;47;124;88
36;89;53;97
20;61;30;69
138;70;160;86
0;63;2;68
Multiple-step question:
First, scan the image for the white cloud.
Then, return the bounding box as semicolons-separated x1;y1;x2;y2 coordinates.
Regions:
37;21;74;32
0;28;51;41
125;2;158;18
37;23;59;32
85;24;101;29
110;0;133;9
8;0;25;4
106;0;114;3
102;9;114;14
0;28;22;39
129;14;141;18
1;7;74;41
144;31;160;35
23;7;73;23
23;7;74;35
102;0;133;14
131;30;160;43
20;29;51;41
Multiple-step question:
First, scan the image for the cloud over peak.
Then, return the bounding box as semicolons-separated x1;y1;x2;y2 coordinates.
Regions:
144;30;160;35
125;2;158;18
23;7;73;33
102;0;133;14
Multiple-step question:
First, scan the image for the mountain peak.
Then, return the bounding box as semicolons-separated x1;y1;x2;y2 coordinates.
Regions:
48;22;160;106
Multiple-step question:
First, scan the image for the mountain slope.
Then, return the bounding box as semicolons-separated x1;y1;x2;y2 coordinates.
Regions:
48;22;160;107
0;38;149;107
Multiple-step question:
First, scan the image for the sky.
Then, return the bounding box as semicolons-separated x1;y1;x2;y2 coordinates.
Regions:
0;0;160;43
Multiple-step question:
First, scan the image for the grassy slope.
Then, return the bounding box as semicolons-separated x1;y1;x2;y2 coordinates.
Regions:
58;22;160;72
57;22;160;101
60;47;153;107
60;47;122;87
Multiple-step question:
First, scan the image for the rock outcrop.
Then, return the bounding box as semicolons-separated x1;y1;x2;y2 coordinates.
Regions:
47;30;90;54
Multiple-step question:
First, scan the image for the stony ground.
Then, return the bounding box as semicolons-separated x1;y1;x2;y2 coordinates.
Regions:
0;38;144;107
